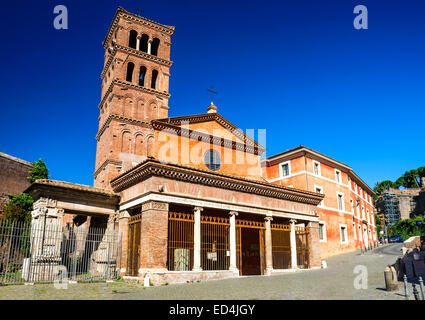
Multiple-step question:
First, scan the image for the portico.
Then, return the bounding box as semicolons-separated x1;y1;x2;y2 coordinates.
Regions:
111;158;323;285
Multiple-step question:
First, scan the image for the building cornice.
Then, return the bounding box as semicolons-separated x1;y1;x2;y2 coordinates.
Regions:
102;7;175;50
0;152;33;168
100;45;173;80
99;79;170;111
93;159;123;179
96;114;152;141
110;159;324;206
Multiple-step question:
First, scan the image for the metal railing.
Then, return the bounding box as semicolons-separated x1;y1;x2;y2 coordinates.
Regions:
0;219;121;285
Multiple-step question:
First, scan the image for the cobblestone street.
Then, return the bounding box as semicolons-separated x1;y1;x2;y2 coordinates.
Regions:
0;244;409;300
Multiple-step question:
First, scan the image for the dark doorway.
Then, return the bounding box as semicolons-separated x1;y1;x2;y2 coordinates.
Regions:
240;228;261;275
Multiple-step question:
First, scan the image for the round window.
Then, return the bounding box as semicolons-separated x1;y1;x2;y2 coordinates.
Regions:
204;149;221;171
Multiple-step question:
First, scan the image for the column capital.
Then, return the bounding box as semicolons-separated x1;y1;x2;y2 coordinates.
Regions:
148;38;153;43
193;206;203;213
289;219;297;224
264;216;273;222
229;211;238;217
142;201;168;212
136;35;142;39
119;210;131;219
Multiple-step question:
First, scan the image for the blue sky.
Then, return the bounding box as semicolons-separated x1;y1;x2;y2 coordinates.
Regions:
0;0;424;188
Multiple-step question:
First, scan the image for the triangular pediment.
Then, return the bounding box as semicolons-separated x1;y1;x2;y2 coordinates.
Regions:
152;113;265;153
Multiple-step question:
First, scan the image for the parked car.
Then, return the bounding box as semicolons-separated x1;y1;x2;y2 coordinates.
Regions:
388;235;402;243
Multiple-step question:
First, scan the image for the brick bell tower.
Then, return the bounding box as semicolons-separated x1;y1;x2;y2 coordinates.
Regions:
94;7;175;190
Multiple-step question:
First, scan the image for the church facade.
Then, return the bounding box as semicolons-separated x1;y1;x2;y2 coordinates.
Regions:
24;7;374;285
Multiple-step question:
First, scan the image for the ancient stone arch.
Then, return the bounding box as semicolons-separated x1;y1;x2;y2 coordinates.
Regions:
135;97;145;119
134;132;144;156
146;134;155;157
121;130;132;153
123;95;133;118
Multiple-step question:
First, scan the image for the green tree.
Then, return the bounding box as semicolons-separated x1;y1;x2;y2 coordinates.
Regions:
373;180;395;200
2;193;34;222
387;215;425;240
27;159;48;183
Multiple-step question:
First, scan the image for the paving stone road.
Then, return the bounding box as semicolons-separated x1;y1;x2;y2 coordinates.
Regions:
0;243;411;300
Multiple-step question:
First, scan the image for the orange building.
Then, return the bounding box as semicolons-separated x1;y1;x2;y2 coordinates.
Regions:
262;146;378;258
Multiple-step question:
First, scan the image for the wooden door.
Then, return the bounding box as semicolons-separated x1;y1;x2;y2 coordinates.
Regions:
127;214;142;276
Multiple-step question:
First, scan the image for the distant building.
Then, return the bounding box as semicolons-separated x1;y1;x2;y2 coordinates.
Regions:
0;152;33;214
375;183;425;228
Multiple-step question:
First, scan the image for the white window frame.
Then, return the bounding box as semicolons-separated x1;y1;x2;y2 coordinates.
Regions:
319;221;327;243
367;209;370;223
361;206;365;220
358;224;362;240
356;201;360;218
312;160;321;176
337;192;345;211
335;169;342;183
368;228;372;240
314;184;324;207
353;222;357;240
350;198;354;215
339;224;348;244
279;161;291;178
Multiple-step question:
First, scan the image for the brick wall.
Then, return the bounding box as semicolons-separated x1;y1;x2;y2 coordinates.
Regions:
0;152;32;195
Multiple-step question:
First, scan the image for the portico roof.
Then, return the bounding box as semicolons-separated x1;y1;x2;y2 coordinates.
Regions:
110;158;324;206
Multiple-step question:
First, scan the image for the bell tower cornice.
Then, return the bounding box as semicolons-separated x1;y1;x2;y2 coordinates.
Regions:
99;79;171;111
102;7;175;50
101;44;173;80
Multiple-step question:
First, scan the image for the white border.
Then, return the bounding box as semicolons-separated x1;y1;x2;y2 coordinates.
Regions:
312;160;321;176
335;169;342;183
314;184;324;207
337;192;345;211
319;220;327;243
339;224;348;244
279;161;291;178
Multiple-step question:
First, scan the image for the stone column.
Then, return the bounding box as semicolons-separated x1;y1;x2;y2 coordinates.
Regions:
118;210;130;276
147;39;152;55
136;35;141;51
29;197;64;282
139;201;169;272
264;216;274;275
229;211;238;272
307;221;321;268
290;219;298;269
193;207;203;272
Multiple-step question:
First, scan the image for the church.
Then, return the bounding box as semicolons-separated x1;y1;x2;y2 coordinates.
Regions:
25;7;329;285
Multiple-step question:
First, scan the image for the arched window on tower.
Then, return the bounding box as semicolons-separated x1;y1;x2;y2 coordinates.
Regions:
126;62;135;82
138;66;147;86
140;34;149;53
151;70;158;89
151;38;160;56
129;30;138;49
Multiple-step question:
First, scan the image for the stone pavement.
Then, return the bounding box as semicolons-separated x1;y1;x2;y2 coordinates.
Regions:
0;244;410;300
